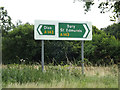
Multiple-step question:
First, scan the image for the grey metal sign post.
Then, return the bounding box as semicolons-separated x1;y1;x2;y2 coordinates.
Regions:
81;40;84;75
41;40;44;72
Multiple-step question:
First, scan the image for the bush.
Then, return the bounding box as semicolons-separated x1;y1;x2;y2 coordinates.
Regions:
85;26;120;65
2;23;41;64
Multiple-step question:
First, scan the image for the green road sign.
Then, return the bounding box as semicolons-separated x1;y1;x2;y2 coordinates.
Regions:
37;24;55;35
59;23;90;38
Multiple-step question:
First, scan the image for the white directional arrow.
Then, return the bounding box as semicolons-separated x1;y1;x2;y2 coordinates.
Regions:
38;25;43;35
83;24;88;38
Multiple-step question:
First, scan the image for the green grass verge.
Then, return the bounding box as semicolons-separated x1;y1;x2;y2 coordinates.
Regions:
2;64;118;88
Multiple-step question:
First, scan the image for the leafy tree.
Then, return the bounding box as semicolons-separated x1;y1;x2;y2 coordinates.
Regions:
85;26;120;65
0;7;14;36
101;23;120;40
2;23;41;64
83;1;120;21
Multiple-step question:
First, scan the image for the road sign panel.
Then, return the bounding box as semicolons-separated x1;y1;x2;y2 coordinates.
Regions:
59;23;90;38
37;24;55;35
34;20;92;40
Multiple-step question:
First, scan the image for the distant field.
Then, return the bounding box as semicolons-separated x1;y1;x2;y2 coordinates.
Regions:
2;64;118;88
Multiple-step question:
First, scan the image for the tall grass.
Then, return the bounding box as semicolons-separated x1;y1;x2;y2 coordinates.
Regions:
2;64;118;88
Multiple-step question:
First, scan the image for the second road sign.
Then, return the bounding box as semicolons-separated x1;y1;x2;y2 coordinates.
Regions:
59;23;90;38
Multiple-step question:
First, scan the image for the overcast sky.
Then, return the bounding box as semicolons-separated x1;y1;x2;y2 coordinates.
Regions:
0;0;116;29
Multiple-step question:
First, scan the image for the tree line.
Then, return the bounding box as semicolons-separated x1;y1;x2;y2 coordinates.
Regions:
2;23;120;65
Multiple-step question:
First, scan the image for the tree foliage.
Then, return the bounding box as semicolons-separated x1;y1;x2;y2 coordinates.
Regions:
83;1;120;21
85;27;120;65
101;23;120;40
2;23;41;64
2;24;120;65
0;7;14;36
